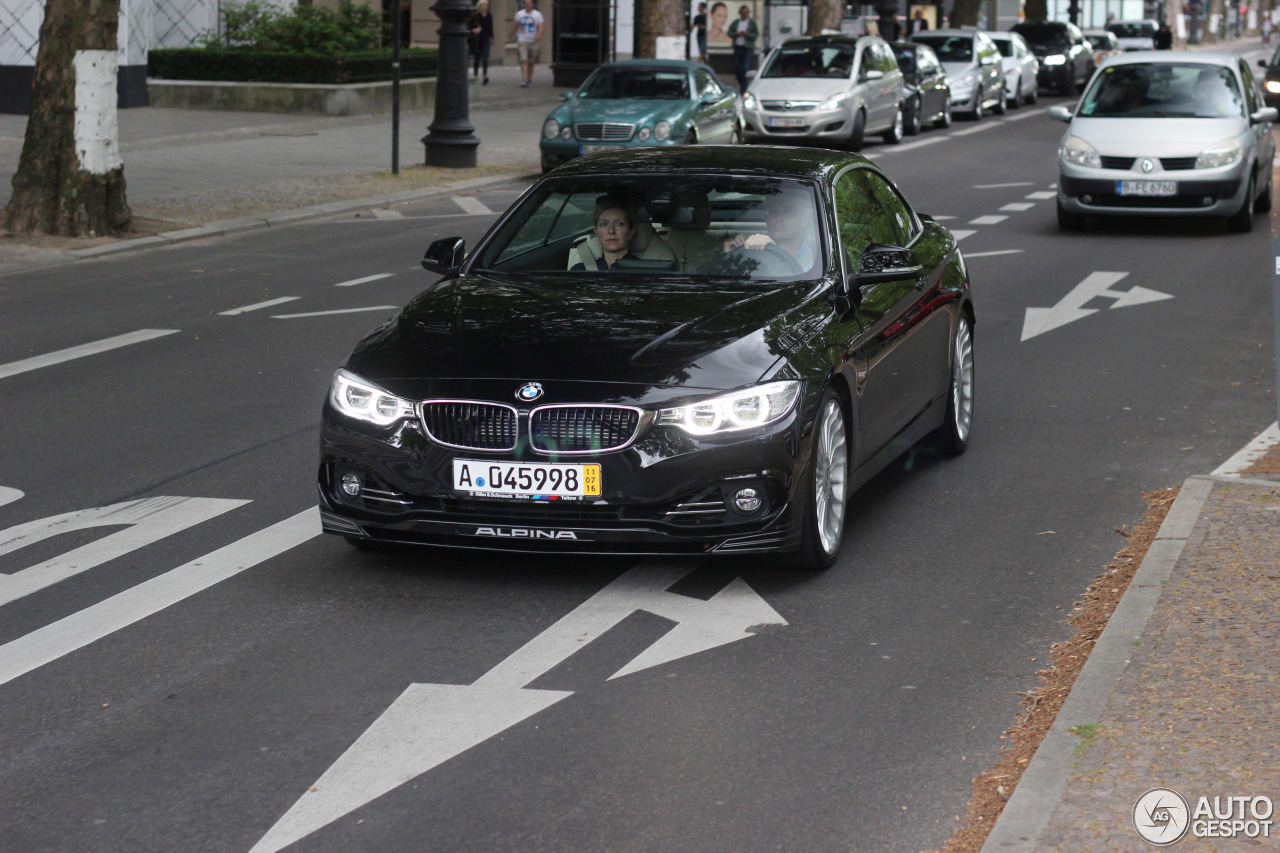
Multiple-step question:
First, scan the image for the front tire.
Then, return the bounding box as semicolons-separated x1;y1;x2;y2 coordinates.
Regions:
882;106;904;144
791;390;849;570
971;89;983;121
1227;175;1256;233
935;97;953;128
847;108;866;151
992;85;1007;115
905;97;922;136
939;315;975;455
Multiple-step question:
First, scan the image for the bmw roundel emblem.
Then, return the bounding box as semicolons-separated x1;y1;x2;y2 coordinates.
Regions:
516;382;543;402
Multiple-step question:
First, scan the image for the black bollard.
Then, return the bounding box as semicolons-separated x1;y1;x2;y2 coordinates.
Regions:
423;0;480;167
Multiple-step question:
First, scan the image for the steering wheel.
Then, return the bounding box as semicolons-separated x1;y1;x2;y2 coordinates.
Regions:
744;243;803;276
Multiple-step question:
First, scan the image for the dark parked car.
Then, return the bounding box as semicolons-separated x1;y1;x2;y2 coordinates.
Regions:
1012;21;1094;93
890;41;954;132
318;147;976;569
1258;46;1280;108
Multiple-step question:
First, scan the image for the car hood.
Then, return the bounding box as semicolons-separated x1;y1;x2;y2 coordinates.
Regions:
939;61;979;79
748;77;851;101
346;273;826;396
562;97;686;126
1068;117;1246;153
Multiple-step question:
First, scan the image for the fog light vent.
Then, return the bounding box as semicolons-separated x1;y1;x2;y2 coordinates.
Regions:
340;472;362;497
1202;196;1215;207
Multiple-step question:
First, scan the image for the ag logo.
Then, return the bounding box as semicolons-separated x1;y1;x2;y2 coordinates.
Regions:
516;382;543;402
1134;788;1191;846
1141;158;1156;174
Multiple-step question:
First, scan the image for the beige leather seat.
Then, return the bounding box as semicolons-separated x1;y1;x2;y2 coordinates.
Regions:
663;193;724;272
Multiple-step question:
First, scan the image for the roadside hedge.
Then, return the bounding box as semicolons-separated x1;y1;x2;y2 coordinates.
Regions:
147;49;438;85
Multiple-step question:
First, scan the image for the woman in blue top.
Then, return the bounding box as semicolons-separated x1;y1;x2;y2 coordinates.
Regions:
571;198;639;270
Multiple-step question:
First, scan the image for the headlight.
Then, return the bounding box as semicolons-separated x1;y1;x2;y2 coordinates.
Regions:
1196;137;1243;169
1266;80;1280;94
638;126;652;141
743;92;759;110
1060;135;1101;168
560;126;572;140
1044;54;1067;66
542;118;560;140
654;120;672;141
330;369;414;426
657;381;801;435
818;91;852;111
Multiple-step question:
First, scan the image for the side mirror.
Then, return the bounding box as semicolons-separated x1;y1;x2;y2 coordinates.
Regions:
1252;107;1280;124
560;91;574;100
851;244;923;286
422;237;465;274
864;69;885;81
700;90;719;103
1048;105;1073;122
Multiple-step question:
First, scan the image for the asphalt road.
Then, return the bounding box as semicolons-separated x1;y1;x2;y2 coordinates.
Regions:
2;72;1278;852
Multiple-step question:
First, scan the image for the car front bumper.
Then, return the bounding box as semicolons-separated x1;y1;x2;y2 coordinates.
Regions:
539;136;685;171
742;104;855;143
1057;159;1249;218
318;400;810;556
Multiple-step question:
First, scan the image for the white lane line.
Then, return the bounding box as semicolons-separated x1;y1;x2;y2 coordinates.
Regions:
0;508;320;687
974;181;1035;189
964;249;1024;258
1000;202;1036;212
453;196;493;215
928;215;957;220
1026;191;1058;200
952;123;997;136
1001;107;1049;122
890;136;948;153
219;297;300;316
272;307;398;319
952;229;977;242
0;329;180;381
970;214;1008;225
334;273;394;288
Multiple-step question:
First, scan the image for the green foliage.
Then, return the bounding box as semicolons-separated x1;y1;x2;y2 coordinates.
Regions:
148;48;438;84
199;1;384;53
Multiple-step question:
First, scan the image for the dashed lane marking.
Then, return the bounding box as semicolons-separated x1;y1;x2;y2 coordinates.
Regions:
453;196;494;215
1000;202;1036;212
0;330;180;381
1026;191;1058;200
951;123;998;136
952;230;977;241
970;215;1008;225
974;182;1035;189
334;273;394;288
964;249;1024;258
271;307;398;319
219;297;300;316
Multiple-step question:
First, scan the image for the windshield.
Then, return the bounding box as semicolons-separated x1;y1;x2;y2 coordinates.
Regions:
912;35;972;63
1079;62;1244;118
892;48;917;74
474;175;825;282
578;67;690;99
761;44;857;78
1108;22;1155;38
1085;34;1112;50
1013;25;1069;49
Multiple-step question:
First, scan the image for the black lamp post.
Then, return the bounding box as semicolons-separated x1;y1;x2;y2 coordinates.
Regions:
422;0;480;167
875;0;900;41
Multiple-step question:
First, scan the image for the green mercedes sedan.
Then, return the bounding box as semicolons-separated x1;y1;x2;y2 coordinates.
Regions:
540;59;742;173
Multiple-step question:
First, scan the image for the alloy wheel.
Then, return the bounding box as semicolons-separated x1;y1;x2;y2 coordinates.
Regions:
950;318;974;444
813;398;848;555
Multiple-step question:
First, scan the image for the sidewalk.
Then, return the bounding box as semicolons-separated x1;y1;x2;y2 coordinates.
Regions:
0;63;562;275
982;425;1280;852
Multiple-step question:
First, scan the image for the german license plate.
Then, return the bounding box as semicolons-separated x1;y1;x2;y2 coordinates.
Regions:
581;144;624;153
453;460;601;498
768;116;805;128
1117;180;1176;196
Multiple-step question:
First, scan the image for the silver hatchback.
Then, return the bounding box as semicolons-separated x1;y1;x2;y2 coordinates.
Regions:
742;35;906;151
1051;53;1277;232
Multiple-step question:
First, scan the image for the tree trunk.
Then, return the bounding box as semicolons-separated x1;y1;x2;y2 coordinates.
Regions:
2;0;132;237
1022;0;1048;22
635;0;688;59
949;0;985;27
807;0;843;35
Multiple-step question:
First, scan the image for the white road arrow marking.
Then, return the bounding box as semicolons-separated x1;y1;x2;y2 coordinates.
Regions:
0;496;248;607
250;560;786;853
0;487;22;508
1021;271;1172;342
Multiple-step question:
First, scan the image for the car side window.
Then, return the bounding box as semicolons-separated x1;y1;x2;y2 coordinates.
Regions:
834;169;914;271
877;43;898;73
1239;61;1261;113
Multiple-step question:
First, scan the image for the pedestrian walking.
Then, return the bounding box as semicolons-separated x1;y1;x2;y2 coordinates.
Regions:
727;4;759;95
691;3;709;64
1263;14;1273;45
1155;20;1173;49
469;0;494;85
508;0;544;88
